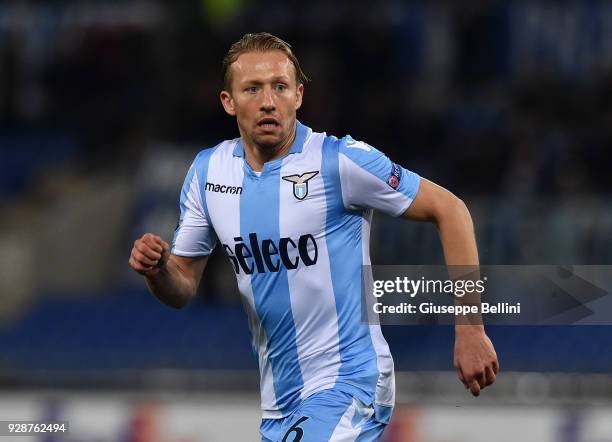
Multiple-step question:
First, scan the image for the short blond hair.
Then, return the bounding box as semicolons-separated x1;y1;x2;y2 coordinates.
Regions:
222;32;309;90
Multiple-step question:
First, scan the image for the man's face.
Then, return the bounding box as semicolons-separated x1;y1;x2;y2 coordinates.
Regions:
220;50;303;152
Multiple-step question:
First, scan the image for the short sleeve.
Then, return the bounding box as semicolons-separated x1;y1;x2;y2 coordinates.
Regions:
337;135;421;216
171;152;218;256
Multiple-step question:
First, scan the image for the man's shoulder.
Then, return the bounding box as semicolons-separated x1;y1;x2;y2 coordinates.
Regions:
322;133;385;168
318;132;378;155
317;131;351;154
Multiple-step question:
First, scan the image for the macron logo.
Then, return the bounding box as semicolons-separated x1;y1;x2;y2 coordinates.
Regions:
205;182;243;195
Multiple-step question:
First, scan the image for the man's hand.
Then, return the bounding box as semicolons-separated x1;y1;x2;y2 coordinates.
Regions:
454;327;499;397
129;233;170;276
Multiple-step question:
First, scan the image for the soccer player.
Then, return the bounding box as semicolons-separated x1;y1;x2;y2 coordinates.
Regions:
129;33;499;441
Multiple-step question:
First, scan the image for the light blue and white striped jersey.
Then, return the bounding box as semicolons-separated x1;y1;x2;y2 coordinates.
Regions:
172;122;420;422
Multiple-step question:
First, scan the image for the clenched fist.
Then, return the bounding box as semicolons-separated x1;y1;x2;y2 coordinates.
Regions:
129;233;170;276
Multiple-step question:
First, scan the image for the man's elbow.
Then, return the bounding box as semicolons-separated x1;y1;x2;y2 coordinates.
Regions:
153;290;194;309
433;194;473;229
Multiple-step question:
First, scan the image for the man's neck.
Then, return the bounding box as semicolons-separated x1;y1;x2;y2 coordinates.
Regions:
242;122;297;172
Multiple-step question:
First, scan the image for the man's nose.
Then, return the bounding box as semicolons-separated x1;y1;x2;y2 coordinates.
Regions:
260;88;275;112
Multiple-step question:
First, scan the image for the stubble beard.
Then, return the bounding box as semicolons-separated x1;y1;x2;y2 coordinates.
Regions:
255;136;281;152
253;130;287;154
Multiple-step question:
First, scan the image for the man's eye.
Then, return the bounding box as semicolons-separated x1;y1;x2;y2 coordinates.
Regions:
246;87;258;93
275;84;286;92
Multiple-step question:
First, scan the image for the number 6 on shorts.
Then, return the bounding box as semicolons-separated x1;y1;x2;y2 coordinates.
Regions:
282;416;309;442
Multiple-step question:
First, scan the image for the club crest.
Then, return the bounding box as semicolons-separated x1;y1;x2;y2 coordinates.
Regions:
282;171;319;200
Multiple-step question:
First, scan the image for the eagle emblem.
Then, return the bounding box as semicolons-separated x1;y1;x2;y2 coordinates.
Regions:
282;171;319;200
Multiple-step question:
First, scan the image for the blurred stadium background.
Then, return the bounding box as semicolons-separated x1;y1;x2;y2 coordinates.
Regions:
0;0;611;440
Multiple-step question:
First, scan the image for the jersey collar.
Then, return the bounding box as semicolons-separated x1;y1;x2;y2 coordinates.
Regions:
233;120;309;158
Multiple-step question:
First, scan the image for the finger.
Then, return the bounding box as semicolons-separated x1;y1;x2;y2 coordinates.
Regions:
130;256;161;276
142;235;163;253
157;239;171;267
468;379;481;397
130;256;152;271
133;250;158;267
135;241;162;260
160;239;170;253
456;367;468;389
129;256;153;273
485;365;496;386
142;233;163;252
492;358;500;374
157;238;170;257
475;369;487;389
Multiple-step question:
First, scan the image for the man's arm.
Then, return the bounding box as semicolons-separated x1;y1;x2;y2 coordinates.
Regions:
402;178;499;396
129;233;208;309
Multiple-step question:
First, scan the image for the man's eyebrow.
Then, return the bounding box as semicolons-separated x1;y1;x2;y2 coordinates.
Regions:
271;75;290;82
240;79;263;86
240;76;291;85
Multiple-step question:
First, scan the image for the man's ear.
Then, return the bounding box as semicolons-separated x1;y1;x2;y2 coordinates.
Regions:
220;90;236;116
295;83;304;110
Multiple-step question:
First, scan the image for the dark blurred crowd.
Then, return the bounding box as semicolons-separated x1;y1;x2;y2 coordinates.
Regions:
1;0;610;198
0;1;610;375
